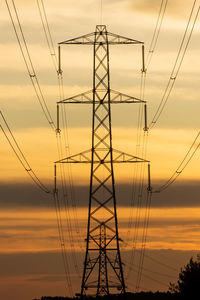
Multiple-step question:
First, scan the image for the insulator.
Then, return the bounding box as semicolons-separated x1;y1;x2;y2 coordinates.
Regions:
58;45;62;74
56;104;61;133
147;163;152;192
144;104;148;132
54;164;57;194
142;44;146;73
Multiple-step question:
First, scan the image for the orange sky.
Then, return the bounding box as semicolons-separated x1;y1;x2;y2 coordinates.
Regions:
1;0;200;299
1;205;200;298
1;206;200;253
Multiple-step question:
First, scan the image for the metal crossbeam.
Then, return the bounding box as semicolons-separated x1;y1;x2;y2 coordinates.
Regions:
58;89;145;104
59;25;143;46
55;148;149;164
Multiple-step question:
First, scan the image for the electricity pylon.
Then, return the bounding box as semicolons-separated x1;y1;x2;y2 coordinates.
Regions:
56;25;148;297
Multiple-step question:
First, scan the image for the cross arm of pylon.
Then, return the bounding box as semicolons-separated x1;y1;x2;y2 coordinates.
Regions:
112;148;149;163
59;27;143;45
55;148;149;164
59;32;95;45
107;31;143;45
57;89;145;104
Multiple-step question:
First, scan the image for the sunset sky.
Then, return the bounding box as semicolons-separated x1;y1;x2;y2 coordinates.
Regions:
1;0;200;299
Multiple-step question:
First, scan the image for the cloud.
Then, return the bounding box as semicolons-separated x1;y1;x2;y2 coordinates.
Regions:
26;274;66;282
1;180;200;209
0;251;64;276
130;0;192;19
130;0;162;14
0;183;52;208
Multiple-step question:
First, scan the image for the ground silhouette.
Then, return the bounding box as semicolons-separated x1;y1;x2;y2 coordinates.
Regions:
38;256;200;300
38;292;178;300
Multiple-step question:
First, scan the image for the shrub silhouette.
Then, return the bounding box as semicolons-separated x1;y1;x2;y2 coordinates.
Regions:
170;256;200;299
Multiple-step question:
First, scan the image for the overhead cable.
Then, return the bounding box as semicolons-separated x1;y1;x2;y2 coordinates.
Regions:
126;0;168;259
56;135;81;277
126;51;149;283
126;131;149;279
38;0;82;272
36;0;65;99
5;0;56;130
60;104;82;243
135;190;153;291
142;265;177;279
53;190;74;296
125;0;168;256
36;0;58;71
146;0;168;68
124;256;177;279
144;253;179;273
154;130;200;193
126;265;169;289
123;237;179;273
137;269;169;288
149;1;200;128
125;0;168;273
0;111;50;194
126;1;167;287
37;0;82;279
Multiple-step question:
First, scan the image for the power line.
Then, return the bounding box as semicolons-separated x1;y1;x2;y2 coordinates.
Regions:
36;0;82;281
36;0;58;71
36;0;65;98
36;0;66;104
154;130;200;193
125;0;168;268
126;265;169;290
127;1;170;289
0;111;50;194
123;237;179;274
142;265;177;279
149;1;200;128
135;190;152;291
60;104;83;245
123;255;177;279
100;0;103;25
144;253;179;273
126;134;149;280
5;0;56;130
146;0;168;68
136;6;200;289
125;100;149;281
131;264;176;280
5;1;76;291
125;0;168;265
53;190;74;297
138;271;169;289
56;135;81;278
55;138;80;293
38;0;82;273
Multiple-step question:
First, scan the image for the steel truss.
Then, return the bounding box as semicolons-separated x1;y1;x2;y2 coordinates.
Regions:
56;25;148;297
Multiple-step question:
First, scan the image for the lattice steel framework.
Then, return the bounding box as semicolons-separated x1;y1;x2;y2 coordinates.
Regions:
56;25;148;297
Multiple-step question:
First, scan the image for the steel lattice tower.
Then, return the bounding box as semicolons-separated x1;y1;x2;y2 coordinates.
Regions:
56;25;148;297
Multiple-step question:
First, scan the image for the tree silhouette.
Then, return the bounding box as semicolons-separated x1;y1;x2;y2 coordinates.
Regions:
169;256;200;298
